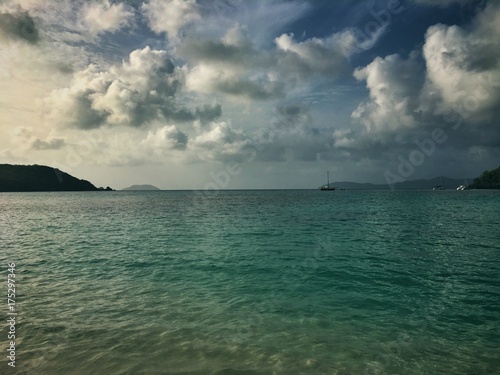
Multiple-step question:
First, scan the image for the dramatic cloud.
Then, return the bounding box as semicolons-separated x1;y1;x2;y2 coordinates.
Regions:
352;52;425;134
421;6;500;124
1;0;499;188
183;24;370;101
0;8;39;44
195;104;222;124
43;46;221;129
351;2;500;173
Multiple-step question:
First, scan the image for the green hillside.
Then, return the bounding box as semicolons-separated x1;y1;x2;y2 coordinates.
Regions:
469;166;500;189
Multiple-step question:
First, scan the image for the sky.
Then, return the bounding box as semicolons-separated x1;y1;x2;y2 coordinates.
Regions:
1;0;499;189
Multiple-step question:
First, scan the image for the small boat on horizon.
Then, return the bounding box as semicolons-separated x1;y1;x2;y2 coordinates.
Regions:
457;178;469;191
433;175;446;190
320;171;336;191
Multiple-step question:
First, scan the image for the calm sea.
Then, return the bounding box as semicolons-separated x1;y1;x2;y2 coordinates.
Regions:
1;190;499;375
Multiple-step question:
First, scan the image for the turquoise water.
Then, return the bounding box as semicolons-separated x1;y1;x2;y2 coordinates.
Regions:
1;190;499;374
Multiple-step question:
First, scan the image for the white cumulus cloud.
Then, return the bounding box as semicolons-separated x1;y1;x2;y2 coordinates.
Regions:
141;0;200;38
421;6;500;123
42;46;221;129
353;52;424;133
351;2;500;162
80;0;133;39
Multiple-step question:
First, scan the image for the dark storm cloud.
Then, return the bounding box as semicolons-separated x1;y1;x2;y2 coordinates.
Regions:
167;128;188;150
272;104;309;129
195;104;222;124
69;93;109;130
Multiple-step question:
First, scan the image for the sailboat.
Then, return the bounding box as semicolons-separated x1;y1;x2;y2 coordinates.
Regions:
320;171;335;191
457;178;468;190
433;175;446;190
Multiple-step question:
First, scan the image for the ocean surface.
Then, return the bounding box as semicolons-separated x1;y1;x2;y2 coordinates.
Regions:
1;190;499;375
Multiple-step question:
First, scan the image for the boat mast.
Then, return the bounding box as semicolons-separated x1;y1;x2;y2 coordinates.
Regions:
327;171;330;188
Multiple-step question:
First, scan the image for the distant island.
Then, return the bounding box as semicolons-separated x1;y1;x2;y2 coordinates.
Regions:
321;168;500;190
122;184;161;191
321;176;473;190
0;164;113;192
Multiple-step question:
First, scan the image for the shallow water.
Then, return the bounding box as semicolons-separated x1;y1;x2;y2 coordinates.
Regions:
1;190;499;374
